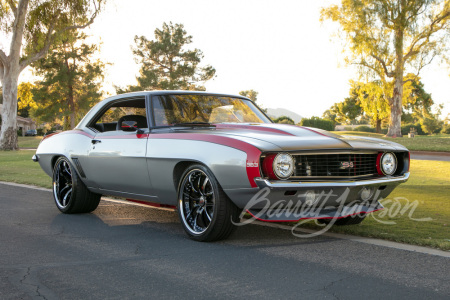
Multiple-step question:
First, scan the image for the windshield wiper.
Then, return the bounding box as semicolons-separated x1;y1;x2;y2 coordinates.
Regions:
172;122;215;127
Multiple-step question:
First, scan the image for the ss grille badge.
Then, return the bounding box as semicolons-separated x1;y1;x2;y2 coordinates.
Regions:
340;161;354;169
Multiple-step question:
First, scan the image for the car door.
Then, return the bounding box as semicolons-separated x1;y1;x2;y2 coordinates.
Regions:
80;97;153;196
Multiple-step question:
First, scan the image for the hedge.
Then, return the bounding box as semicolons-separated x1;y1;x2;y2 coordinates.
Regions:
299;117;334;131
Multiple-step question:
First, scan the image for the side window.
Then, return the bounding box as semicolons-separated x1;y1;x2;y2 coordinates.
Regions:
90;98;148;132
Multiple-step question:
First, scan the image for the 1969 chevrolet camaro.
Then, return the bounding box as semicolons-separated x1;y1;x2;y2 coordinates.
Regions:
33;91;410;241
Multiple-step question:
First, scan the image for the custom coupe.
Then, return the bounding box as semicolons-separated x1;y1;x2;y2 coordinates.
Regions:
33;91;410;241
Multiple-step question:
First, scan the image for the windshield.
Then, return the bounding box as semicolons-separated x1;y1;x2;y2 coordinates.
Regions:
152;94;271;126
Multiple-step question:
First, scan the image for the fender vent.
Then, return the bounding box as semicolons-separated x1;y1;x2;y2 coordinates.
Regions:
72;157;86;178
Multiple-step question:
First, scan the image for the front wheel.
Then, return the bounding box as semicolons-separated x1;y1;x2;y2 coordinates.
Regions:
177;165;238;242
52;157;101;214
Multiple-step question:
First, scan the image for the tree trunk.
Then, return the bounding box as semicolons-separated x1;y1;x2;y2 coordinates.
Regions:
376;119;382;134
0;69;20;150
386;27;404;137
0;0;29;150
386;78;403;137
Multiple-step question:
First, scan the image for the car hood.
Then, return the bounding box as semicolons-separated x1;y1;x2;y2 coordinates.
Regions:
171;123;408;152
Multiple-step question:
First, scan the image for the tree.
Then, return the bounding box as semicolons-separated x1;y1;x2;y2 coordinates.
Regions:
352;80;391;133
239;89;268;113
322;108;338;125
273;116;295;124
328;88;363;125
403;78;434;124
0;0;104;150
31;30;105;130
118;22;216;93
321;0;450;137
239;90;258;102
17;82;37;117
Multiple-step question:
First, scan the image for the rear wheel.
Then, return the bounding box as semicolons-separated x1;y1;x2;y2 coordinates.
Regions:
52;157;101;214
177;165;238;242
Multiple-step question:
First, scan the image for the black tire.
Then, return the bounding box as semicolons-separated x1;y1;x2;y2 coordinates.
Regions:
319;214;366;226
52;156;101;214
177;164;238;242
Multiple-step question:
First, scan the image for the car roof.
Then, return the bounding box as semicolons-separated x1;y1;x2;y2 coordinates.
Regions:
100;90;249;103
76;90;253;129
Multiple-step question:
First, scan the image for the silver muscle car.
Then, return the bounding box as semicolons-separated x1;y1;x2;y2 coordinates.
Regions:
33;91;410;241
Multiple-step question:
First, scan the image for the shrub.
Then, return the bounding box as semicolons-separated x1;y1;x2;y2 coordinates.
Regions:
353;125;375;133
273;116;295;125
344;126;353;131
299;117;334;131
401;123;423;135
420;117;443;135
441;124;450;134
37;128;45;136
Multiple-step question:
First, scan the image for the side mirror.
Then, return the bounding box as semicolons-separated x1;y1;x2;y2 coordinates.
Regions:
121;121;138;131
121;121;145;134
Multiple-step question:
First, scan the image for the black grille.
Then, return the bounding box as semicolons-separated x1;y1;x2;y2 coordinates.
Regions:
293;153;378;178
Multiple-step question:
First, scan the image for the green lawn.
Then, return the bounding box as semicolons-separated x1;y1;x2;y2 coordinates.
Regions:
0;150;50;188
0;151;449;250
333;131;450;152
18;136;42;149
298;160;450;250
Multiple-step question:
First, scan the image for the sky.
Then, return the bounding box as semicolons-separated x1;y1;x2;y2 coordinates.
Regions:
19;0;450;118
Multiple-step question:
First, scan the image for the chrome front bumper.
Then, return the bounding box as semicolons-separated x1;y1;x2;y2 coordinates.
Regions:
227;173;409;214
254;172;410;189
238;173;410;222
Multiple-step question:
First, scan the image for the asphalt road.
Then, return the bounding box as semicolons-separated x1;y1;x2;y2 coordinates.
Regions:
410;151;450;162
0;183;449;300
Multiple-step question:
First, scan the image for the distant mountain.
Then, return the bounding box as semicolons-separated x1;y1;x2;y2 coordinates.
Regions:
266;108;303;124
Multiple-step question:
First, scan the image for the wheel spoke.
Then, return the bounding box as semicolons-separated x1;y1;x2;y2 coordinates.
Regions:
204;208;212;222
183;191;199;201
201;177;209;194
62;188;72;206
180;169;216;235
63;162;71;176
188;173;199;193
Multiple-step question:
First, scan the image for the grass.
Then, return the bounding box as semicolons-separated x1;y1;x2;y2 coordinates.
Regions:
18;136;42;149
0;151;449;250
298;160;450;250
0;150;51;188
333;131;450;152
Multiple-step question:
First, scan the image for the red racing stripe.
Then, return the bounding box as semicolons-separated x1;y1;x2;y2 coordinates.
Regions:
149;133;261;188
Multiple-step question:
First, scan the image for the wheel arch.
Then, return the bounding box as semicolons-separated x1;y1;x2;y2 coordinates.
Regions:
173;160;206;190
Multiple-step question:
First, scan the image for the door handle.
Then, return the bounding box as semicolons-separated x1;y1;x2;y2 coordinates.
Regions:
91;139;102;144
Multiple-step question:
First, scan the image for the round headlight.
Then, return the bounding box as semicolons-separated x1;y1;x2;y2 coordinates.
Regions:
273;153;294;179
381;152;397;175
